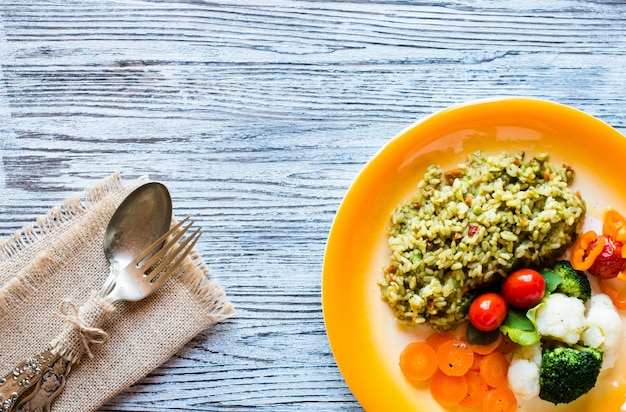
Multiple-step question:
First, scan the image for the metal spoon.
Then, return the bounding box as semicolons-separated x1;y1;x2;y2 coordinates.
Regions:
0;181;173;412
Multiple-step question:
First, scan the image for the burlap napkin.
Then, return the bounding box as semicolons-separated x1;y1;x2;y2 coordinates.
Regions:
0;173;234;411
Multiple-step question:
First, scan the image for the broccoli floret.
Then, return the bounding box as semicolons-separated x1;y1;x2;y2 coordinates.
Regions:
539;346;603;404
546;260;592;302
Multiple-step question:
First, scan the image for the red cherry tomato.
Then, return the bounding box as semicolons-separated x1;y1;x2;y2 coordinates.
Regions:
468;293;507;332
500;268;546;309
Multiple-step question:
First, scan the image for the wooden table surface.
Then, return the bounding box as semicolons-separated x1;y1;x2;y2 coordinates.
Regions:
1;1;626;410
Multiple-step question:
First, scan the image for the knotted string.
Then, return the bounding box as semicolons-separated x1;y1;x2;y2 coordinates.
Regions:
49;290;115;364
57;299;109;359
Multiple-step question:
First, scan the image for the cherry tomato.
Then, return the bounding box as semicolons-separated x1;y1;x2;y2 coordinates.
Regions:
468;293;507;332
500;268;546;309
587;235;626;279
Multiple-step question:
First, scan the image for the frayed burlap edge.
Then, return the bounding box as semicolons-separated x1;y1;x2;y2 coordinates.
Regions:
0;171;129;261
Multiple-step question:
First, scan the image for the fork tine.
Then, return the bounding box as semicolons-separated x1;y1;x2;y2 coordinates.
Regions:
147;227;202;288
132;216;190;267
137;218;193;270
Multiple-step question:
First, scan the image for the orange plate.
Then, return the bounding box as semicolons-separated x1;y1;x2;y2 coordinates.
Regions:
322;97;626;411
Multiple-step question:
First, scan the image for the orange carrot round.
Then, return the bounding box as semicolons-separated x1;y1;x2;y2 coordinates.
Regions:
470;353;484;371
430;369;468;406
436;339;474;376
459;370;489;408
495;334;515;355
479;351;510;388
482;386;518;412
469;332;503;355
399;342;438;382
425;331;455;351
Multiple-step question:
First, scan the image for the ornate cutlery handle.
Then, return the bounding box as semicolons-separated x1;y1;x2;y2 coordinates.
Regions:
2;292;113;412
0;349;59;412
15;356;72;412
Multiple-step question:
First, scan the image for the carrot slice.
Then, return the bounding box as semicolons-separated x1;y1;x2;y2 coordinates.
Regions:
426;331;455;351
459;370;489;408
436;339;474;376
399;342;438;382
495;334;515;355
479;351;510;388
482;386;518;412
470;353;484;371
469;332;503;355
430;369;468;406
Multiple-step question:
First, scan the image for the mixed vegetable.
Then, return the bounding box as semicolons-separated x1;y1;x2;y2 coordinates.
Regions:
399;329;517;411
571;208;626;309
398;207;626;410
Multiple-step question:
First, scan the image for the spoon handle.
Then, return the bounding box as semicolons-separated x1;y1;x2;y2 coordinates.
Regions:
0;348;59;412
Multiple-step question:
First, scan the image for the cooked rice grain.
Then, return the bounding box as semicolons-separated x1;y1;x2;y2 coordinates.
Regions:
379;151;585;331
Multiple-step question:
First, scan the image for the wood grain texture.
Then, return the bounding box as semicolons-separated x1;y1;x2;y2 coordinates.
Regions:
1;0;626;410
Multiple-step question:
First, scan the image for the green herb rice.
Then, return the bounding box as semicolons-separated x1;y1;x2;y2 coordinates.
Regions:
379;151;586;331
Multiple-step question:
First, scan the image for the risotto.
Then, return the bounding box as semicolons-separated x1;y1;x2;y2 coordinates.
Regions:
378;151;586;331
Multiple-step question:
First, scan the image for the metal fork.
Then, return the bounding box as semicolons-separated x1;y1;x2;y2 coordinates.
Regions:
1;218;201;412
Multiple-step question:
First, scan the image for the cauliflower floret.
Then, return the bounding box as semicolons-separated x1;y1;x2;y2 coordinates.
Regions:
508;342;542;400
535;293;586;345
582;293;623;370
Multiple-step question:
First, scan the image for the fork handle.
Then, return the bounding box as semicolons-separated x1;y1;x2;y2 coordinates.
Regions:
0;348;58;412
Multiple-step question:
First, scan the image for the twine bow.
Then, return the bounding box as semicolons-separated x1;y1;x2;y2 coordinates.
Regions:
58;299;109;359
